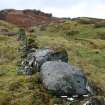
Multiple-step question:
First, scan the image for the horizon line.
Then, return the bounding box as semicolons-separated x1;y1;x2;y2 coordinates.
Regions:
0;8;105;20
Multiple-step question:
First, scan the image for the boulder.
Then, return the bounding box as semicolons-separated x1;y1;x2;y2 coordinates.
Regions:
17;48;68;75
40;61;91;96
27;48;68;71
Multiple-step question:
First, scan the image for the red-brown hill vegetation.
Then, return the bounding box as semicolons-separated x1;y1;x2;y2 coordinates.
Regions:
0;9;64;28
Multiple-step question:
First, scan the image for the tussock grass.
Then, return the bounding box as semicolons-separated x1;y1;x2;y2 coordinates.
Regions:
0;20;105;105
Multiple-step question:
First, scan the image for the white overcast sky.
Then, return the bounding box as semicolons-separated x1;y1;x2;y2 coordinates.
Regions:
0;0;105;18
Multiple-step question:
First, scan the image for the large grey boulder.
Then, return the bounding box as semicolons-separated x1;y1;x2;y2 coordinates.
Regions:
40;61;91;96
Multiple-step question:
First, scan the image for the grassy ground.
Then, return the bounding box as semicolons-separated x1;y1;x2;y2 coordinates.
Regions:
0;20;105;105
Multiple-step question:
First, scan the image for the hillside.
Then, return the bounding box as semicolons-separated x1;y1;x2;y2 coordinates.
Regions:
0;16;105;105
0;9;64;28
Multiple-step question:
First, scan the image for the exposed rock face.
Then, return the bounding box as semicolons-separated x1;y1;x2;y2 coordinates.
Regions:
27;48;68;71
0;9;64;27
17;48;68;74
40;61;90;96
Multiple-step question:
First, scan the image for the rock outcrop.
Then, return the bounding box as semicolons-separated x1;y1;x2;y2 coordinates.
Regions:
31;48;68;70
0;9;64;28
17;48;68;74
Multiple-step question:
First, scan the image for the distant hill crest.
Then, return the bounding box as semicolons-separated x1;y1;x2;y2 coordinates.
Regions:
0;9;64;27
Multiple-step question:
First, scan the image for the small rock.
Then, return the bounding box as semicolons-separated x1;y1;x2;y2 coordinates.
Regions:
83;96;105;105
